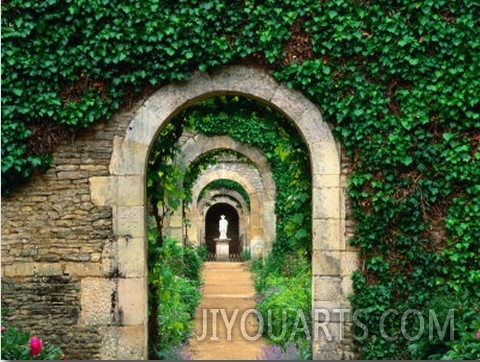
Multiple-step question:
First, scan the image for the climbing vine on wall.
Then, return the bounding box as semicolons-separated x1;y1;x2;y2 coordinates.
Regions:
3;0;479;359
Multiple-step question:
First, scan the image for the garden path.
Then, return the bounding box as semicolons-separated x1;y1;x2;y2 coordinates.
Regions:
188;261;266;360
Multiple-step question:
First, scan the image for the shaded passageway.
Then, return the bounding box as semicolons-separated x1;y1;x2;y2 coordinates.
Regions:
189;262;266;360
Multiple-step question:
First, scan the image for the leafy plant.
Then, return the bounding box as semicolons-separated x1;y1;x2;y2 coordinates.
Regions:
2;1;479;359
1;326;64;360
252;250;312;357
148;236;203;359
241;249;251;261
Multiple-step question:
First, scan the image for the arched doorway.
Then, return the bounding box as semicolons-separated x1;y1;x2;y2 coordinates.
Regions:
179;135;274;252
89;65;353;360
205;203;239;241
204;203;240;260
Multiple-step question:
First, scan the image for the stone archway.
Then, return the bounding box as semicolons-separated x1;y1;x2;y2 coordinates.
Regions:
89;65;354;360
187;167;264;251
166;134;275;249
180;134;275;201
198;189;249;215
193;189;249;250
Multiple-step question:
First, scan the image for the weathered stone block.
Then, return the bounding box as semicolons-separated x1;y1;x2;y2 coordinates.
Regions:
341;252;359;277
310;141;341;175
211;65;278;101
63;262;102;277
114;141;149;176
313;301;352;323
113;206;146;238
312;187;341;219
117;175;144;206
89;176;115;206
269;83;309;123
57;170;89;180
3;262;35;277
313;321;348;359
80;278;115;326
313;276;342;301
297;106;333;145
312;250;341;276
340;276;354;300
125;106;162;147
117;278;147;326
117;237;147;278
313;174;341;188
312;219;344;251
36;262;63;276
117;325;147;360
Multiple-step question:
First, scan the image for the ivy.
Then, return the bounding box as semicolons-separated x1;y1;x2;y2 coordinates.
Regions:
2;1;480;359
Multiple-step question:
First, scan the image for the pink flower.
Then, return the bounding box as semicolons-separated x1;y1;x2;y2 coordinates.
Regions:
30;336;43;357
477;329;480;340
1;326;5;332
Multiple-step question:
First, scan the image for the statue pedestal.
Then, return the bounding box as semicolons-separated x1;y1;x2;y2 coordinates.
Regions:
214;238;230;261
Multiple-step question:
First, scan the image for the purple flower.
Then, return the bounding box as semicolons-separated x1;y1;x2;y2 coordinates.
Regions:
257;343;302;360
477;329;480;340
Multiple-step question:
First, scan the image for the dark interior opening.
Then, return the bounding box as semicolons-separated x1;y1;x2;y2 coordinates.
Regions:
205;203;240;258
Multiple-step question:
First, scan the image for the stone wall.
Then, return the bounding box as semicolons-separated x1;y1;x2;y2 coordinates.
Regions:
1;66;357;360
1;108;134;359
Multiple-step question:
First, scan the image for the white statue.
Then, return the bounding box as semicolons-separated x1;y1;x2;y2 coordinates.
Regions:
219;215;228;239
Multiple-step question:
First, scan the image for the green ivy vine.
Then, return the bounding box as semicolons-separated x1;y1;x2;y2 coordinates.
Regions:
2;0;479;359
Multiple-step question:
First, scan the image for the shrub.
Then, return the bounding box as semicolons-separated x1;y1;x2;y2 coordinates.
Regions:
149;237;203;359
252;249;311;357
195;244;208;262
241;249;251;261
1;326;64;360
407;291;480;360
183;245;202;282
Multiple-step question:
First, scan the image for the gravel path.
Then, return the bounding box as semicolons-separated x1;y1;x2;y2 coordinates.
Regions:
189;262;266;360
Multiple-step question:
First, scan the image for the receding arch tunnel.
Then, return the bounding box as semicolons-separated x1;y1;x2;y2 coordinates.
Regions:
93;65;348;360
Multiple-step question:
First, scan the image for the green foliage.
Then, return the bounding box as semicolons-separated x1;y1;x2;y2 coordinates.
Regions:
195;244;208;262
407;291;480;360
241;249;251;261
182;151;218;206
3;1;480;359
148;236;202;359
252;250;312;356
147;118;186;215
1;120;51;195
1;326;64;360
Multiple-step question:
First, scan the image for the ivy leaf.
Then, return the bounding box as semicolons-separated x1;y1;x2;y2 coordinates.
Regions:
442;133;455;142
